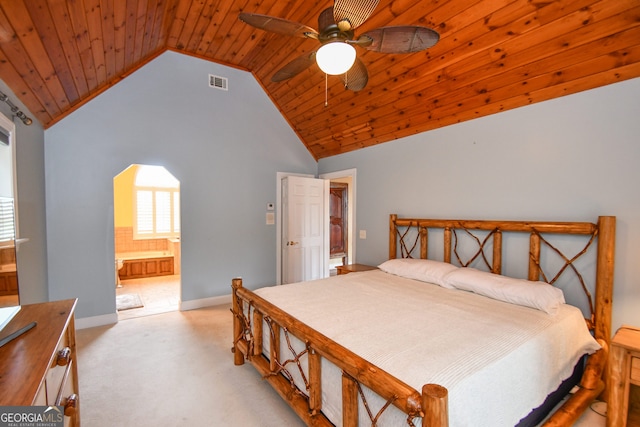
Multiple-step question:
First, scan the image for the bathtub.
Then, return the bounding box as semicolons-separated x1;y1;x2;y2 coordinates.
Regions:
0;263;16;273
116;251;175;280
0;263;17;296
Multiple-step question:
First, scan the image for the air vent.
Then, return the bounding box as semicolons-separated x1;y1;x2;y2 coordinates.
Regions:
209;74;228;91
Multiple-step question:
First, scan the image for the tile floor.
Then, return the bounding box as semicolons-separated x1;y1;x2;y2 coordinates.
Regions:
115;274;180;320
0;275;180;316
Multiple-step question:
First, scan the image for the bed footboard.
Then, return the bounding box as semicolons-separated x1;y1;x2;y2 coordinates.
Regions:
231;277;442;427
232;276;609;427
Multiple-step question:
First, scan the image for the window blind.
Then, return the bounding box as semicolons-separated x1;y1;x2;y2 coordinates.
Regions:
0;197;15;242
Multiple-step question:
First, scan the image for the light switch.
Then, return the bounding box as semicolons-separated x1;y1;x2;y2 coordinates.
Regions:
359;230;366;239
266;212;275;225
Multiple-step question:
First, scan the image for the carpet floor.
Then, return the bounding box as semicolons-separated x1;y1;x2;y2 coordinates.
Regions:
76;304;606;427
76;305;304;427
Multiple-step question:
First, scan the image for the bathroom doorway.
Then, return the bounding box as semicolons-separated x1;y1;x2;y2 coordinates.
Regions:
113;164;181;320
320;169;356;275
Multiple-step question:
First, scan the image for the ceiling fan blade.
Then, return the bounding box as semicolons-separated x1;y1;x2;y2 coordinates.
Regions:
333;0;380;31
341;58;368;91
361;26;440;53
318;7;336;31
272;51;317;82
238;13;318;38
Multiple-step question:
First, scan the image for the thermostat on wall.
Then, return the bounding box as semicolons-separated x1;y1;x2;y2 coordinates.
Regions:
266;212;275;225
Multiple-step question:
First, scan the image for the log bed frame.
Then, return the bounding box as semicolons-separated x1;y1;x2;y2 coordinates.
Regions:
232;214;616;426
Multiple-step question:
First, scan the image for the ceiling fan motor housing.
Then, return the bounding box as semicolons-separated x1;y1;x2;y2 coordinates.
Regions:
318;7;354;44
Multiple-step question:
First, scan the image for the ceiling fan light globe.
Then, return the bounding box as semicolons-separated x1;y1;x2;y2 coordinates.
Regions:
316;42;356;75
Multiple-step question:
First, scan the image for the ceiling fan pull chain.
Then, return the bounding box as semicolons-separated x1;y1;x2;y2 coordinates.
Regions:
325;73;329;107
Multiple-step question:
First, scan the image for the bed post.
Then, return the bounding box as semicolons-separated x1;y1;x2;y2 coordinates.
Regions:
594;216;616;345
232;277;245;366
595;216;616;402
422;384;448;427
390;214;398;259
544;216;616;426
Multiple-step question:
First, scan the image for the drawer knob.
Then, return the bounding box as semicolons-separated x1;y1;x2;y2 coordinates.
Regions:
56;347;71;366
64;393;78;416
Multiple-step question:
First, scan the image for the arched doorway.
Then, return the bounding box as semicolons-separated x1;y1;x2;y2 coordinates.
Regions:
113;164;181;319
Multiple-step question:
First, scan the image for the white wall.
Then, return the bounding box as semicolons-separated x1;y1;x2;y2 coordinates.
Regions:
319;77;640;332
45;51;317;319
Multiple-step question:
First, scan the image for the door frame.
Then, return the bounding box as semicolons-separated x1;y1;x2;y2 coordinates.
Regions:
320;168;356;267
0;113;19;245
329;182;348;263
0;113;21;304
113;164;182;316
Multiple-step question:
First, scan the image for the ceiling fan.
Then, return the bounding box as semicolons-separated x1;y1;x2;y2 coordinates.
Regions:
239;0;440;92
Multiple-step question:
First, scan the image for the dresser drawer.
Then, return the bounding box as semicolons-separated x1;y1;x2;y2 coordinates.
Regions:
46;330;72;404
631;356;640;384
33;383;47;406
55;360;79;427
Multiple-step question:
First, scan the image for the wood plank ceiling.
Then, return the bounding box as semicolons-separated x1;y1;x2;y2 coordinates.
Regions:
0;0;638;159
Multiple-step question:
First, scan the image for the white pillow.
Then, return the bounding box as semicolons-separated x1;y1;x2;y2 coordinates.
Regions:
378;258;458;288
444;268;566;315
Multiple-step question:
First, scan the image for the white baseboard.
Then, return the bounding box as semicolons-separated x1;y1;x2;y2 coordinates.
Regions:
76;312;118;329
179;294;231;311
74;295;231;329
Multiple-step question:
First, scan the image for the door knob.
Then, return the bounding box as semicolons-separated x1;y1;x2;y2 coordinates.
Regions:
287;241;299;246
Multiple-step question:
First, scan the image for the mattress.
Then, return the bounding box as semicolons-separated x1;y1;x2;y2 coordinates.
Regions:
252;269;600;426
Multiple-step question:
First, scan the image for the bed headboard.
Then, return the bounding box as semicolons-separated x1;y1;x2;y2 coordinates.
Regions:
389;214;616;343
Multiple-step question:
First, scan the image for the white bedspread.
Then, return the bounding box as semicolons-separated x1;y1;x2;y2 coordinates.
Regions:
253;269;600;427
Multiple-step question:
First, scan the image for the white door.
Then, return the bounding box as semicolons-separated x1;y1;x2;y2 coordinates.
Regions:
282;176;328;284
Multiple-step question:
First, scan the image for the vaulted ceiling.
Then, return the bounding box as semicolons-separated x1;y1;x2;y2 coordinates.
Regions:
0;0;638;159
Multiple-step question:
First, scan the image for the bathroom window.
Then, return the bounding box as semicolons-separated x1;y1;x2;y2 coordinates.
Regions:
133;165;180;239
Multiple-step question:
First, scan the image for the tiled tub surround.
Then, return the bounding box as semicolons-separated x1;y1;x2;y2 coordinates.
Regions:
115;227;169;253
116;251;173;260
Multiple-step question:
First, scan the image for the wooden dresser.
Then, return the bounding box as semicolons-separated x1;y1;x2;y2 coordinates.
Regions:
608;325;640;427
0;299;80;426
